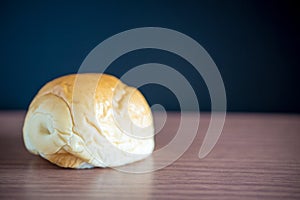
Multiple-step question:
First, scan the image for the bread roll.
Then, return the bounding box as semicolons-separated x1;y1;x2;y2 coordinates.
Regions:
23;73;155;168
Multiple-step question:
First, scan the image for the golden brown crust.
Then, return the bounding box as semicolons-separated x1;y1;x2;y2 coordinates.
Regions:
43;149;86;168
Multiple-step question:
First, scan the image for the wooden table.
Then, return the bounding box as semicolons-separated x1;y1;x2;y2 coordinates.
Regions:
0;111;299;199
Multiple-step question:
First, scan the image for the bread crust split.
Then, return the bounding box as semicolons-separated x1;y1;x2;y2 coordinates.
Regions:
23;73;155;168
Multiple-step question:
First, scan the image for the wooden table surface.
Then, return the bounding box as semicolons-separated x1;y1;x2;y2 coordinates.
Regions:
0;111;299;199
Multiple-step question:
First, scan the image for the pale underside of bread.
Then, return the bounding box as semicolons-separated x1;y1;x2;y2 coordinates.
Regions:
23;73;155;168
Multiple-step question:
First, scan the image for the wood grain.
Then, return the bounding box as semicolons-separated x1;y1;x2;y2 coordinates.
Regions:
0;111;299;199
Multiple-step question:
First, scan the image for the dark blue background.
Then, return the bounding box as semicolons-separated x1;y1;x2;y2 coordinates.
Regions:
0;0;299;112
